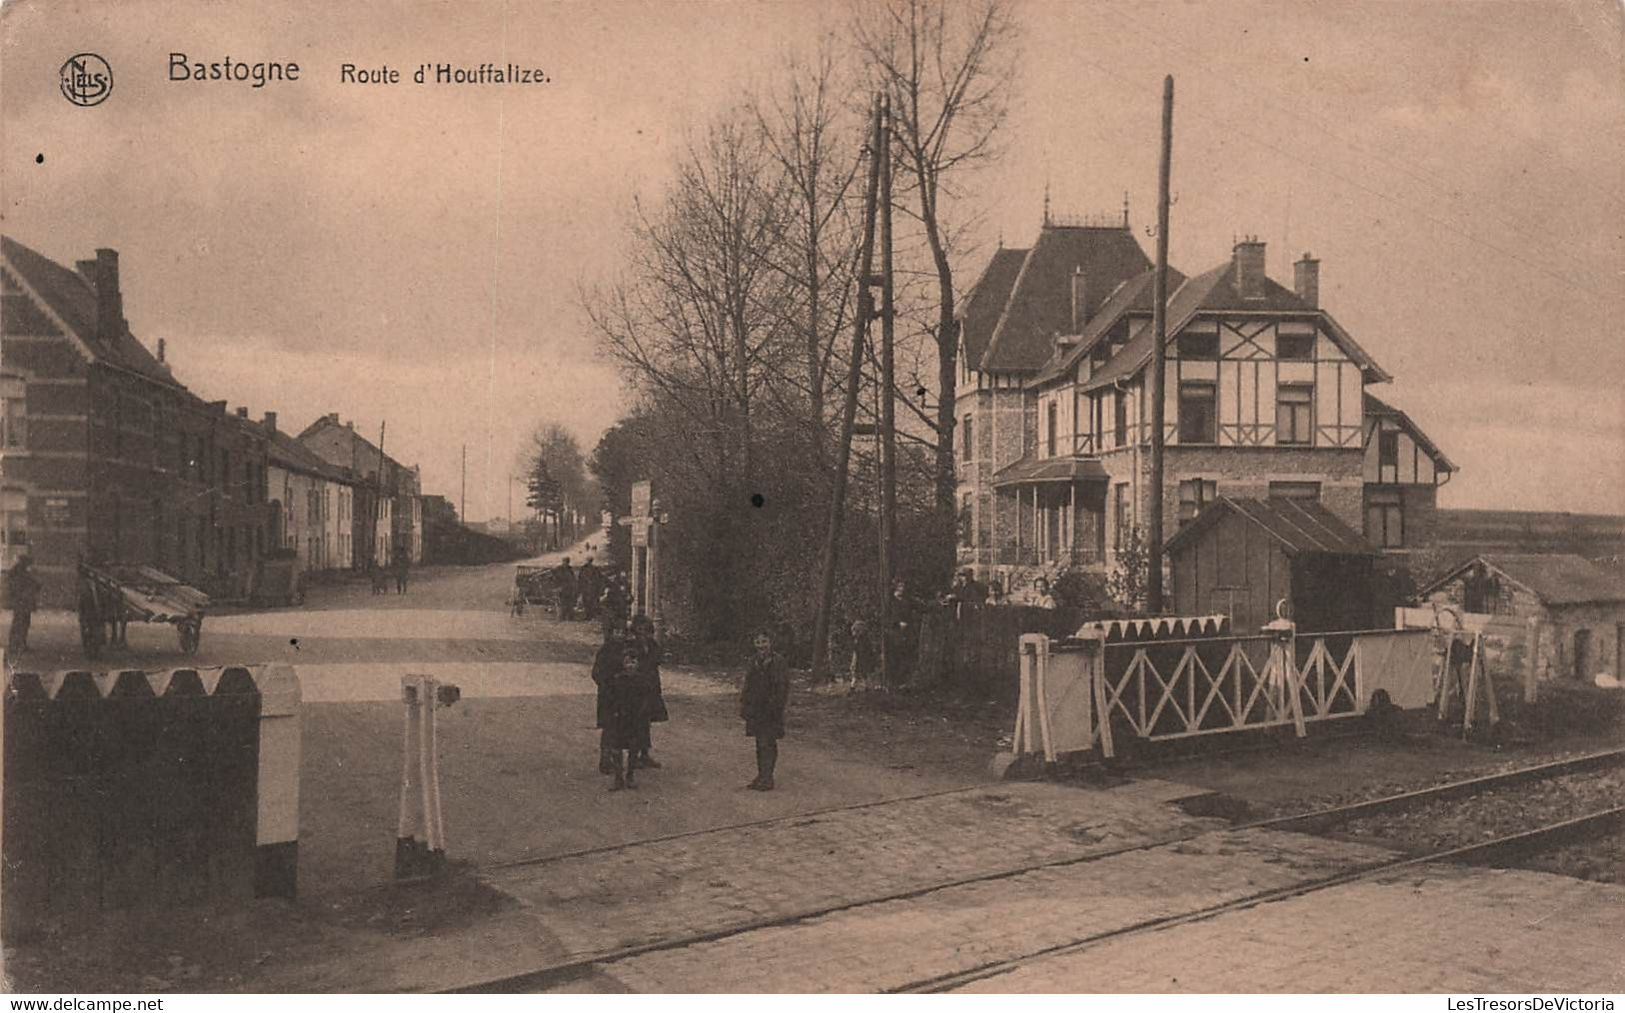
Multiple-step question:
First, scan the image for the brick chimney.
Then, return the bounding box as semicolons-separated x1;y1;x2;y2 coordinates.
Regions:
326;412;340;425
1232;237;1266;299
1070;266;1088;331
1294;252;1320;309
236;406;249;419
93;249;124;345
157;338;166;363
262;411;277;432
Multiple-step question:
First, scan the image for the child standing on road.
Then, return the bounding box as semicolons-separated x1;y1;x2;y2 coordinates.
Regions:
740;630;790;791
600;645;645;791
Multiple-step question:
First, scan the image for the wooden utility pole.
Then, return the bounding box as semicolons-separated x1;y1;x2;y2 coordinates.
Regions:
1147;75;1174;615
460;444;466;523
377;421;389;566
879;94;898;685
810;97;883;681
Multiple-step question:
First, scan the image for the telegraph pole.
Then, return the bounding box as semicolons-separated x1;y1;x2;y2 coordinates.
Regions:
460;444;467;522
810;96;882;681
878;94;898;684
1148;75;1174;614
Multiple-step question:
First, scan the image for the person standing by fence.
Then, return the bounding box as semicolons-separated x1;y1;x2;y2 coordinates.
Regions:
629;613;668;769
741;629;790;791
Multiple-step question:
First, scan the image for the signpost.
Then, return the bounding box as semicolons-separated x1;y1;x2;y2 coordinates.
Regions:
618;479;666;633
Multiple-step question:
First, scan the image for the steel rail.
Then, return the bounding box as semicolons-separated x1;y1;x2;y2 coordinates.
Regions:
438;746;1625;994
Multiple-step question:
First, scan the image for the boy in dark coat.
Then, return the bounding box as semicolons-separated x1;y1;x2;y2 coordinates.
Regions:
554;557;577;620
741;630;790;790
577;559;604;621
628;613;668;768
4;555;40;655
599;644;646;791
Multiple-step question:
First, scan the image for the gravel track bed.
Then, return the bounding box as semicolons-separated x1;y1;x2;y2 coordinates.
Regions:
1329;768;1625;883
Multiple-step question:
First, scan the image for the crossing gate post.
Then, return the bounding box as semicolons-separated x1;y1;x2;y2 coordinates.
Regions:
396;674;459;879
1264;618;1306;737
1079;627;1113;760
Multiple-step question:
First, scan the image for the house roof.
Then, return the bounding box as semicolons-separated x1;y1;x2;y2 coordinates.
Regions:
1082;258;1390;392
980;225;1152;373
261;425;353;483
1031;265;1181;386
959;247;1026;369
1165;496;1376;557
297;414;413;479
1364;393;1457;473
1420;553;1625;606
1;235;180;388
991;452;1109;488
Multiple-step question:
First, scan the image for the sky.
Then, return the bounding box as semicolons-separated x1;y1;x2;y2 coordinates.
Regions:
3;0;1622;518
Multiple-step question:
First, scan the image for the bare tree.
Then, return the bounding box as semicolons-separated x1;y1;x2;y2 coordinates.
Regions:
850;0;1020;569
752;38;866;457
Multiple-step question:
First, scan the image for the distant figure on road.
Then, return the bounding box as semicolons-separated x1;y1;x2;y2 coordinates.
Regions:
554;557;578;620
577;558;604;622
393;553;410;594
591;624;627;775
600;645;647;791
601;571;628;636
741;629;790;791
369;562;389;595
629;613;668;769
4;555;40;655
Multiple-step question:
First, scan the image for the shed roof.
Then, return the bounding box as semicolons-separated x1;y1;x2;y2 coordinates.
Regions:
1420;553;1625;606
1165;496;1376;557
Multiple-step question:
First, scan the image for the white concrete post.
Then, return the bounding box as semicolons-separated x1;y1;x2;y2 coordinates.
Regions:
254;664;301;898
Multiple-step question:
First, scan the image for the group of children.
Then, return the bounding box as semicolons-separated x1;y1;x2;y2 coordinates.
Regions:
590;618;791;792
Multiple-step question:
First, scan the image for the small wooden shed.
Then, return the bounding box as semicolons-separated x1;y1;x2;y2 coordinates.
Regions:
1167;497;1377;633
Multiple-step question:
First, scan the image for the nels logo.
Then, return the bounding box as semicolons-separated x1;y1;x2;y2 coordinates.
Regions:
59;53;113;107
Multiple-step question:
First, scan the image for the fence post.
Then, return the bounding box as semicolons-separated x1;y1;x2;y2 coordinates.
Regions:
1264;618;1305;737
1524;618;1541;705
1027;634;1055;763
1078;627;1112;760
253;664;301;899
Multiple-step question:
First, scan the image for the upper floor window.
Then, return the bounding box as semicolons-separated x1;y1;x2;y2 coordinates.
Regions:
1045;402;1058;457
1176;332;1218;360
1378;430;1399;470
1113;390;1127;448
1113;482;1131;553
1277;332;1315;360
1365;489;1404;548
961;414;974;462
1178;479;1217;525
1276;384;1314;445
1269;481;1321;502
1178;381;1216;444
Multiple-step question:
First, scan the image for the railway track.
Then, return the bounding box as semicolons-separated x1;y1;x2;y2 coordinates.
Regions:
442;745;1625;994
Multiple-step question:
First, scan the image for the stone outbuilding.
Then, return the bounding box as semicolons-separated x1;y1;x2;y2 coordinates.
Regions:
1419;553;1625;684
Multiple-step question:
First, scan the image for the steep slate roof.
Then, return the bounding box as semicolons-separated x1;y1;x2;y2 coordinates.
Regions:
981;225;1152;372
1364;393;1457;473
1420;553;1625;606
1082;258;1390;392
1165;496;1375;557
260;424;354;484
0;235;179;388
1030;265;1182;386
958;247;1026;369
991;453;1108;487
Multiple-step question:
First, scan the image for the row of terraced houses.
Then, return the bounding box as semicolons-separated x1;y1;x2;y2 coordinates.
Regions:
954;214;1455;607
0;236;422;606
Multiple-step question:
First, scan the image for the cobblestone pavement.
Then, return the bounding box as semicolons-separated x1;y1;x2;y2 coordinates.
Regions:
487;781;1223;966
955;865;1625;994
587;826;1396;993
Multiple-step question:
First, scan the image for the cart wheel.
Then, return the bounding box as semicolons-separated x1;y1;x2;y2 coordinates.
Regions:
179;619;201;655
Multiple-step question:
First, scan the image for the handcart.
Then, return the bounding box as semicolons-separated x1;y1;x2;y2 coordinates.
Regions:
77;562;210;659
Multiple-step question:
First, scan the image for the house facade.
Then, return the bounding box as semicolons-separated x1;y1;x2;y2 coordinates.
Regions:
1;237;275;604
955;218;1455;598
297;413;422;568
260;411;356;573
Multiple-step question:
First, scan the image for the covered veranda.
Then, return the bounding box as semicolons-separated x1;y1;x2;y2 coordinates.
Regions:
991;455;1108;569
